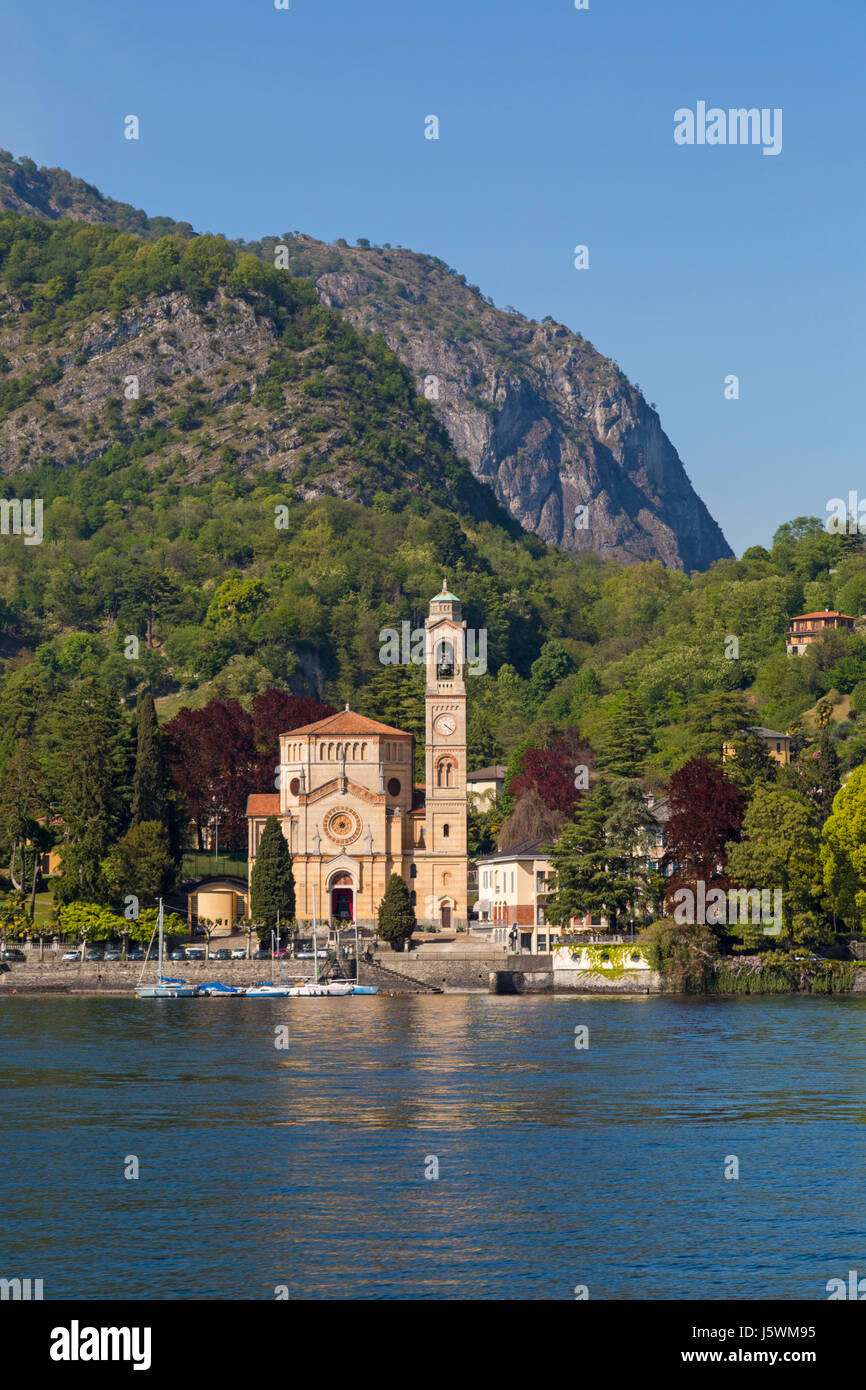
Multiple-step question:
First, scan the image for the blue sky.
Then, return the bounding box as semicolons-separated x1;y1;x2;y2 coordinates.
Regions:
2;0;863;557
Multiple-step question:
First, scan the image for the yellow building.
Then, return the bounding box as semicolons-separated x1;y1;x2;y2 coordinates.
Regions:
247;583;469;928
187;877;249;937
722;725;791;767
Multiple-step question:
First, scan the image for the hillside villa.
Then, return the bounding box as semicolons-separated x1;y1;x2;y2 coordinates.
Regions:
787;609;855;656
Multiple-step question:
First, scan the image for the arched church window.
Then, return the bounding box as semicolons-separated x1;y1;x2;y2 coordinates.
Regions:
361;744;367;760
443;823;450;838
409;863;417;878
437;760;454;788
436;640;454;679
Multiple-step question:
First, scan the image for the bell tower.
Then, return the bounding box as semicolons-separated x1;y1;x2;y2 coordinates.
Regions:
423;577;468;927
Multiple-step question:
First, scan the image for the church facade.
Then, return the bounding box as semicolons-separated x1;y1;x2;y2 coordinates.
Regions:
246;583;469;928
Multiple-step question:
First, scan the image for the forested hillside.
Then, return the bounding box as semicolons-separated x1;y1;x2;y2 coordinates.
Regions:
0;149;732;569
2;198;866;949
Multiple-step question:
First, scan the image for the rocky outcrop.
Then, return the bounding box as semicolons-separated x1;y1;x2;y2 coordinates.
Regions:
289;240;732;570
0;151;732;569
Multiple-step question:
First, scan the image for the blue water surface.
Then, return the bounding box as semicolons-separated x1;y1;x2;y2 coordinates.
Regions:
1;993;864;1299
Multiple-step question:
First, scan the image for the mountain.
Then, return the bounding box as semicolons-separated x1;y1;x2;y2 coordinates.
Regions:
276;236;732;571
0;210;506;527
0;150;732;570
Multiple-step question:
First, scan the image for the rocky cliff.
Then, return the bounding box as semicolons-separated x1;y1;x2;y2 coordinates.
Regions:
0;150;732;569
278;237;732;571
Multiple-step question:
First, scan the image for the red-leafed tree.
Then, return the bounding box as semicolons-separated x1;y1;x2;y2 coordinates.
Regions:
662;758;744;901
163;698;258;851
250;690;336;785
508;728;594;817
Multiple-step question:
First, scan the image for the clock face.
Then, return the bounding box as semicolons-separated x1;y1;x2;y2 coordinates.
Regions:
434;714;456;737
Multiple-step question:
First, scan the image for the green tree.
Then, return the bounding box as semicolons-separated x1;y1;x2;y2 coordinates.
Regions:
56;901;126;948
597;692;654;777
205;574;267;629
726;786;826;949
376;872;416;951
102;821;178;907
529;640;572;697
547;780;643;934
131;688;170;827
249;815;295;929
820;765;866;933
45;679;132;903
817;727;841;824
680;691;752;762
724;729;777;794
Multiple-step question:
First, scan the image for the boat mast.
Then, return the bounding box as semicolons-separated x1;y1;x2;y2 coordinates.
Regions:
312;887;319;984
158;898;164;977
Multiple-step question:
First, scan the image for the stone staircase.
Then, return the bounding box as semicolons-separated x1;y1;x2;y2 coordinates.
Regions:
357;958;442;994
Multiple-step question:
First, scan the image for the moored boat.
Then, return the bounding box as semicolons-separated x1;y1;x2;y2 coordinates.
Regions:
135;903;200;998
137;976;199;999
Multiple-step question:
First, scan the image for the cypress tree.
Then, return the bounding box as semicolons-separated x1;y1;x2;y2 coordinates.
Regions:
250;815;295;929
376;873;416;951
132;688;169;826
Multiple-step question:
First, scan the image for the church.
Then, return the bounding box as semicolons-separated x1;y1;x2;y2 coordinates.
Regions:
246;581;469;929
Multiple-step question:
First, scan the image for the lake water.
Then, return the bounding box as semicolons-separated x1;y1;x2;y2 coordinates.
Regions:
2;993;865;1300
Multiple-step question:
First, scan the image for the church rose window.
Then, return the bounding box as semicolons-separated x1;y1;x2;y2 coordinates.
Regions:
387;778;401;796
324;808;362;845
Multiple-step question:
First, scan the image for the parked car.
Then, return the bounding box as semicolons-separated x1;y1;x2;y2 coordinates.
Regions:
253;949;270;960
230;947;247;959
85;950;103;962
212;948;231;961
61;950;81;962
184;947;206;961
296;949;329;960
169;950;185;961
127;949;145;961
103;949;122;962
0;948;26;962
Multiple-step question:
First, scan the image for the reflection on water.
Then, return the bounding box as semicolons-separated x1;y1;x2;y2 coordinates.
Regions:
2;994;865;1299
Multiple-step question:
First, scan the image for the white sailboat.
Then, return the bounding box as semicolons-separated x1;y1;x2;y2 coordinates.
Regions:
289;888;354;995
135;900;199;998
246;929;291;996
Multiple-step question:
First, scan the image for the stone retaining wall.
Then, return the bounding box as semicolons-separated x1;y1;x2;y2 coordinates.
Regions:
0;960;323;994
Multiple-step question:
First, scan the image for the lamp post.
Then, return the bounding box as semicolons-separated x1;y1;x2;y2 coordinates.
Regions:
210;796;227;873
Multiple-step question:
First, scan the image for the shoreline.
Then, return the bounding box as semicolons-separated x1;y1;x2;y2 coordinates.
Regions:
4;952;865;999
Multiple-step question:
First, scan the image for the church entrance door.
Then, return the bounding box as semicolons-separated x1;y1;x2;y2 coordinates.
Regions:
440;904;452;930
332;888;354;921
